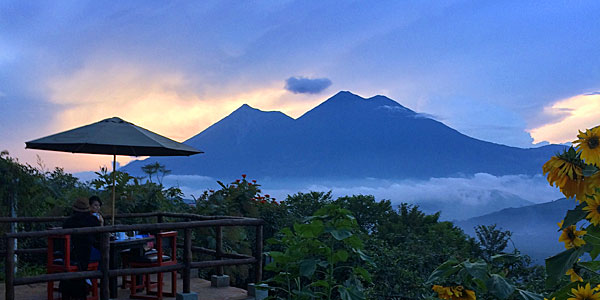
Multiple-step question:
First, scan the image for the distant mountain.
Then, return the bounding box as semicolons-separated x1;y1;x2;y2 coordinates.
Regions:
417;190;535;221
454;198;577;263
122;91;565;179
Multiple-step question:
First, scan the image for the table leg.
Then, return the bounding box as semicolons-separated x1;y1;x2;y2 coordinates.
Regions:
109;247;117;298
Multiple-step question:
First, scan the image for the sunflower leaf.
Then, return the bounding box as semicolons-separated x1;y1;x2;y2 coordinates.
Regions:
560;202;588;230
486;274;515;300
584;224;600;259
461;260;489;281
579;260;600;272
425;258;460;284
545;246;588;287
515;289;544;300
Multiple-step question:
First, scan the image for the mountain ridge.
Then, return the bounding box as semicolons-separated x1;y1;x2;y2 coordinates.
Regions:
122;91;565;180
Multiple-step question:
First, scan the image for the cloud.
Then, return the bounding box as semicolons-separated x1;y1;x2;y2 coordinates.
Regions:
162;173;564;221
528;93;600;144
29;57;330;172
284;76;332;94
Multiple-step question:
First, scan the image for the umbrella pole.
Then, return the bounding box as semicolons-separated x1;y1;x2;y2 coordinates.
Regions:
112;154;116;226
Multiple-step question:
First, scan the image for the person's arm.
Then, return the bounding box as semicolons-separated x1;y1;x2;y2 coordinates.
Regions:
97;213;104;226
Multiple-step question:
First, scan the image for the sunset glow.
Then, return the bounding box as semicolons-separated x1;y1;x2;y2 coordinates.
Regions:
529;93;600;144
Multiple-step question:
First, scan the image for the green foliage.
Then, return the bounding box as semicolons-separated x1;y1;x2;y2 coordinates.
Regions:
1;152;551;297
475;224;512;262
426;255;544;300
333;195;393;234
90;166;187;218
190;175;287;285
365;203;479;299
264;204;372;300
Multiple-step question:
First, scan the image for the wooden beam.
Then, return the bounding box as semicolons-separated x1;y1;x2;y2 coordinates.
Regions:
190;258;256;269
6;218;265;238
14;270;101;285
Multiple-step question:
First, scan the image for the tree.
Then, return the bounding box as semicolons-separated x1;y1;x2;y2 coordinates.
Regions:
141;162;159;183
475;224;512;262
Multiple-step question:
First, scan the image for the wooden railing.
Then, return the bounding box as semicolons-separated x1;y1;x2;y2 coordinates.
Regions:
1;212;264;300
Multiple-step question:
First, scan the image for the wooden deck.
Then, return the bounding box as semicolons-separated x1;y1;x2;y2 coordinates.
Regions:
0;274;252;300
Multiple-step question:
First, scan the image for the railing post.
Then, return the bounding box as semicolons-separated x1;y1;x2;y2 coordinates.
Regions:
100;232;110;300
255;225;263;282
5;236;15;300
183;228;192;293
216;226;223;275
157;213;163;224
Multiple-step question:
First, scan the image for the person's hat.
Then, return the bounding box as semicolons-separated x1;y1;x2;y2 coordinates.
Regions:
72;198;90;212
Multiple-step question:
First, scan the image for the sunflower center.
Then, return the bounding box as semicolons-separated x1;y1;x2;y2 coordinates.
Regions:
588;136;599;149
597;206;600;214
568;230;576;240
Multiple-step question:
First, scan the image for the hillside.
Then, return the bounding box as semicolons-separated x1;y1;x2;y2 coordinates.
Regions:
454;198;577;263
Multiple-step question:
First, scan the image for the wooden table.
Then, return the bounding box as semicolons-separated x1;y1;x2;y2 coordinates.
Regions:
109;236;154;298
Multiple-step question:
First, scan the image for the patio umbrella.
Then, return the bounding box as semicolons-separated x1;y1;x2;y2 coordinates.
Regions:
25;117;203;224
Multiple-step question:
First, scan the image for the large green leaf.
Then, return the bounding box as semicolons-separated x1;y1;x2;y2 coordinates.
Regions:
486;274;515;300
545;247;587;286
330;229;353;240
516;289;544;300
580;260;600;271
584;224;600;259
560;202;588;230
353;266;372;283
353;248;374;266
299;259;317;277
426;258;460;284
295;221;324;238
311;280;330;288
462;260;489;281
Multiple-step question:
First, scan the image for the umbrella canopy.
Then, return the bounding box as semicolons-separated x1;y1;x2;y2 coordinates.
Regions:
25;117;202;156
26;117;203;224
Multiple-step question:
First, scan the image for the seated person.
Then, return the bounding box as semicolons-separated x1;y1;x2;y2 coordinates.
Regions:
89;195;104;226
59;198;101;300
88;196;103;262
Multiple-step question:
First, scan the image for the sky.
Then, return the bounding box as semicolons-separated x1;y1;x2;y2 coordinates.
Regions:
2;1;600;173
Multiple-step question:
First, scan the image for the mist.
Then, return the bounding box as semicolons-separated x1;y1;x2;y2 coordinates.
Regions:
158;173;562;221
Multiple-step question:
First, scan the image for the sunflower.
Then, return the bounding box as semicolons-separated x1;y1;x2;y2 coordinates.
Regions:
432;285;453;300
558;220;587;249
432;285;476;300
568;283;600;300
451;287;476;300
543;149;586;200
574;127;600;167
583;172;600;196
566;268;584;282
583;195;600;225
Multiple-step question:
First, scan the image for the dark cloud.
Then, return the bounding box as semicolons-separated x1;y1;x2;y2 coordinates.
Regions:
284;76;332;94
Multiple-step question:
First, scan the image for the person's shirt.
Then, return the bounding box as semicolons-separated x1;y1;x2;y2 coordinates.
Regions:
63;212;101;270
